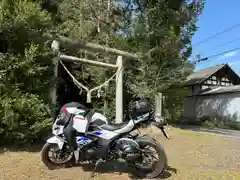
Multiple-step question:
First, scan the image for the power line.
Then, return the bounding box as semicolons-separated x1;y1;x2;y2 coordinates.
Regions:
214;37;240;48
192;47;240;64
193;24;240;47
191;36;240;61
208;47;240;59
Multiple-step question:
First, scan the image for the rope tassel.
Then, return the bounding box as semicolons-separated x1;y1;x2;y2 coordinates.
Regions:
87;92;91;103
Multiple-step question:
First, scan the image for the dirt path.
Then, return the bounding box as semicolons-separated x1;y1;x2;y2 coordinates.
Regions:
0;127;240;180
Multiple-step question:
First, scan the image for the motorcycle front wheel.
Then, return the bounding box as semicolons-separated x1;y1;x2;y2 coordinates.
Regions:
41;143;75;170
129;139;167;179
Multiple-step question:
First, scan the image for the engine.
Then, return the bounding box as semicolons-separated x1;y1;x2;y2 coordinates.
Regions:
84;146;101;159
115;138;141;162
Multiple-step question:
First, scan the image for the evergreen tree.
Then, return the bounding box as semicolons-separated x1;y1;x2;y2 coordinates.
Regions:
0;0;54;144
114;0;204;120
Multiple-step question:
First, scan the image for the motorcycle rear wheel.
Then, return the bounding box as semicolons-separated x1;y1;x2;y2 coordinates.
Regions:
129;139;167;179
41;143;75;170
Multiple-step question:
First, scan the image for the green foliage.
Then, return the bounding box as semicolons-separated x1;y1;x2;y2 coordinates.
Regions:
0;0;205;145
117;0;204;119
0;0;54;144
177;116;240;130
121;0;204;96
163;84;189;121
0;93;52;145
201;116;240;130
0;45;54;98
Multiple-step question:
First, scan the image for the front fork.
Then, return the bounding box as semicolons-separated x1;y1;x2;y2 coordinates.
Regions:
73;148;80;162
47;136;80;163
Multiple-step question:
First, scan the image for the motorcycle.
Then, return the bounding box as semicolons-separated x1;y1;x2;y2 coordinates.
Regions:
41;99;169;178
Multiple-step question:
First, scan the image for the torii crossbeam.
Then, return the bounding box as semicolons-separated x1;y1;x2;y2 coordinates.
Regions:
47;34;138;124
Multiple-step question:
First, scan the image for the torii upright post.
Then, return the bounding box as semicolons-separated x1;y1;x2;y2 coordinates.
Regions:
115;56;123;123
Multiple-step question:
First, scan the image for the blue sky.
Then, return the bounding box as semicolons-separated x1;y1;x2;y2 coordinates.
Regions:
191;0;240;73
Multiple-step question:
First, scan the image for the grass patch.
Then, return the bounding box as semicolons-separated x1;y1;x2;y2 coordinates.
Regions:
173;128;205;136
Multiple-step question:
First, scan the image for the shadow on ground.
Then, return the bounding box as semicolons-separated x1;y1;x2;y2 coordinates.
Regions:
80;160;177;179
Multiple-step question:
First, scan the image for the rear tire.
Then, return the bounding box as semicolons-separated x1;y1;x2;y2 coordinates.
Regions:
41;143;75;170
129;139;167;179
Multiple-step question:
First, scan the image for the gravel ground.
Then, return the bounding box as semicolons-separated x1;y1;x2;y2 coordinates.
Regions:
0;127;240;180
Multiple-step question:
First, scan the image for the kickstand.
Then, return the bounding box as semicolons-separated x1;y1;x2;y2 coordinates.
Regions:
91;159;104;177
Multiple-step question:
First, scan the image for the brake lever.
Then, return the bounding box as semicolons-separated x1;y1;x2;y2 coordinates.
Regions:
160;126;170;140
151;122;170;140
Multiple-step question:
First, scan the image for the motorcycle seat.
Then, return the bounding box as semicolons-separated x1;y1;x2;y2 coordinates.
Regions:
101;121;129;131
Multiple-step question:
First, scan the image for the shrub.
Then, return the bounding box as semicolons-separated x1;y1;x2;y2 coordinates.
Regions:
174;116;240;130
0;93;53;145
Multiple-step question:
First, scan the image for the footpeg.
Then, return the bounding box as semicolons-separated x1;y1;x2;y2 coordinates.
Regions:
91;158;105;177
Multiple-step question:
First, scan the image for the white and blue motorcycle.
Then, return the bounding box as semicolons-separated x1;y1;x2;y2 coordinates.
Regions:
41;99;169;178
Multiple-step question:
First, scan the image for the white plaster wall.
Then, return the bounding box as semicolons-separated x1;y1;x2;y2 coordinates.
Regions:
195;92;240;122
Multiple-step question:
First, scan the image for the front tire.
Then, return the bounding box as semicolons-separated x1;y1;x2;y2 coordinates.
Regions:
41;143;75;170
129;139;167;179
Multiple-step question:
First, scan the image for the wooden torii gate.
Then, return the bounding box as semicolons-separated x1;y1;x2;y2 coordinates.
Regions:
46;34;138;124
